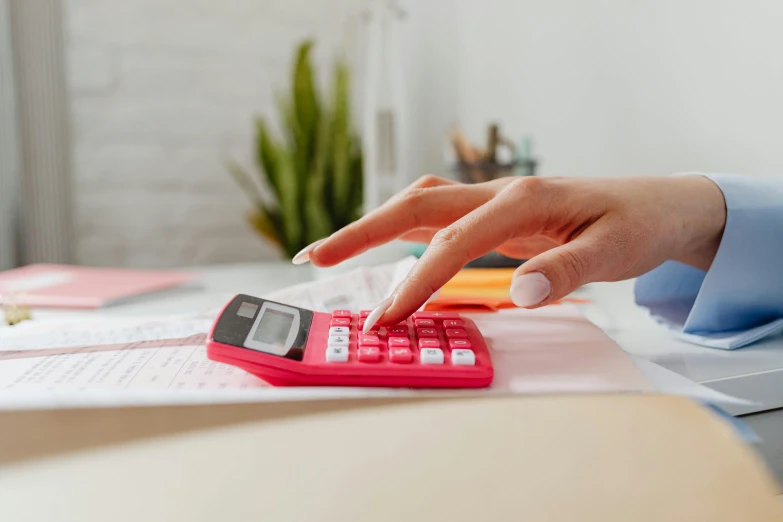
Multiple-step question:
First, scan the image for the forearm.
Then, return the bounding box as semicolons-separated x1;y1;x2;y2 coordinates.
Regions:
636;173;783;336
667;175;727;272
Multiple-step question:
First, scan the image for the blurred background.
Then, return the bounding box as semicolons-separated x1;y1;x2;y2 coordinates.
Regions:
2;0;782;271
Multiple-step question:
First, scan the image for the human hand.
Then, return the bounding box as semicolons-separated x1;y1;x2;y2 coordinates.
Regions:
294;174;727;331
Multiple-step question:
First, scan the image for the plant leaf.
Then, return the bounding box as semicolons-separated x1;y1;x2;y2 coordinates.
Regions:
347;135;364;222
291;41;322;249
275;91;305;156
331;59;351;223
304;107;334;243
274;148;303;257
293;41;320;152
247;207;282;248
225;158;265;207
254;117;282;202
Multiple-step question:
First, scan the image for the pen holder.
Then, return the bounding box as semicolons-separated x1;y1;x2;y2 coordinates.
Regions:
452;158;537;184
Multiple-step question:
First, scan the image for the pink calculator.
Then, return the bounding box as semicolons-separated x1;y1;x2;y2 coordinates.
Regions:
206;294;494;388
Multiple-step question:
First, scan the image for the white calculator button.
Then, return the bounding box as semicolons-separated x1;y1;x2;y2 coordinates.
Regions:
325;345;349;362
451;349;475;366
420;348;444;365
329;327;350;337
328;335;349;346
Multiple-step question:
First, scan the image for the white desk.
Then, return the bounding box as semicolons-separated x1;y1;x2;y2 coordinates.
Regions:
581;280;783;416
6;262;783;480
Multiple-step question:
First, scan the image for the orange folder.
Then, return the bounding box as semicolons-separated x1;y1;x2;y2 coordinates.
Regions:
424;268;589;312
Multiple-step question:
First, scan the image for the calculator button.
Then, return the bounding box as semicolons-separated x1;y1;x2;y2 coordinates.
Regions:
388;337;410;348
389;347;413;363
420;348;444;365
331;310;351;318
329;327;350;337
387;326;408;337
412;312;459;320
443;319;463;328
451;349;475;366
358;320;379;333
414;319;435;328
330;317;351;327
357;347;380;363
418;338;441;349
359;310;371;318
448;339;472;350
445;328;467;339
359;334;380;346
417;328;438;338
325;345;349;362
328;336;349;346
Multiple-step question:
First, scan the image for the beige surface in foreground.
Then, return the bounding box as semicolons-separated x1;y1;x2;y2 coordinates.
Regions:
0;395;781;522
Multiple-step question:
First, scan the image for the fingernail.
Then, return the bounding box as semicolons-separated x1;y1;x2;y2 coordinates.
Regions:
510;272;552;307
363;295;395;333
292;239;326;265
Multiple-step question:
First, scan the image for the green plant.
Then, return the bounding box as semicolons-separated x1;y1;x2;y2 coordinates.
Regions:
228;40;363;258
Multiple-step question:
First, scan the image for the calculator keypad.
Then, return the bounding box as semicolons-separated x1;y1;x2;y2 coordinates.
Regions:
323;309;481;368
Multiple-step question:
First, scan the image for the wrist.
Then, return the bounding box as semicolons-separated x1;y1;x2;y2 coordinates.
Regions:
669;175;727;271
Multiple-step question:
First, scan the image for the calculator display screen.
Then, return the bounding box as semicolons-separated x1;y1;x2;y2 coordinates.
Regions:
252;309;295;347
212;295;313;361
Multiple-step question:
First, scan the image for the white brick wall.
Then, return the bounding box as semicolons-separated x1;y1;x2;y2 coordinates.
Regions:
65;0;366;268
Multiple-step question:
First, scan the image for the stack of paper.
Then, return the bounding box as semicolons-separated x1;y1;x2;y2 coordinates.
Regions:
0;257;748;410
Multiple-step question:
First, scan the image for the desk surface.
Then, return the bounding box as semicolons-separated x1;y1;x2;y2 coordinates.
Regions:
582;280;783;415
0;395;781;522
9;262;783;414
2;263;783;520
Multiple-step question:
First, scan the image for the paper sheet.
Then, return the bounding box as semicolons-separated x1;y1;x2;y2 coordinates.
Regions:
262;257;417;312
643;308;783;350
0;317;213;352
673;319;783;350
0;257;747;410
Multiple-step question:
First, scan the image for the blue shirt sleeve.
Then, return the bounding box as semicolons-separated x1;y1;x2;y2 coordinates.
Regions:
634;173;783;340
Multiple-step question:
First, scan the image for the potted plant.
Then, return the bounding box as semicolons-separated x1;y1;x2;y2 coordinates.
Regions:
228;40;363;262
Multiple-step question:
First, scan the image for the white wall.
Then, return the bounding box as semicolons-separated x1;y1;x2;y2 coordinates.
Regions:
66;0;783;268
66;0;365;268
446;0;783;178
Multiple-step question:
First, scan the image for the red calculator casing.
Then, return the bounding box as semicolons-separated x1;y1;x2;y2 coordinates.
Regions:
206;294;493;389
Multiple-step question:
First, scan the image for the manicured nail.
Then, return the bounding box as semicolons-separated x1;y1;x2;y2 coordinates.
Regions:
510;272;551;307
292;239;326;265
363;296;395;333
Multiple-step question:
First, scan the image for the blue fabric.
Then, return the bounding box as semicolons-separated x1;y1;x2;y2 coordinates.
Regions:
635;173;783;344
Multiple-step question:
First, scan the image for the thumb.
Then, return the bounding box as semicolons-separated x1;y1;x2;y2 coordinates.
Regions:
510;233;605;308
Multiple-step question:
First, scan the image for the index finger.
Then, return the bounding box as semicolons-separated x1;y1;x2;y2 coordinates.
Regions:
310;183;492;267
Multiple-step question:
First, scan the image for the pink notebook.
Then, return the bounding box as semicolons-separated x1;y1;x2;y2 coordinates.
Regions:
0;264;197;309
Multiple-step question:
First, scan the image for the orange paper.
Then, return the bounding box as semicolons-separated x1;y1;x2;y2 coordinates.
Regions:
425;268;589;312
